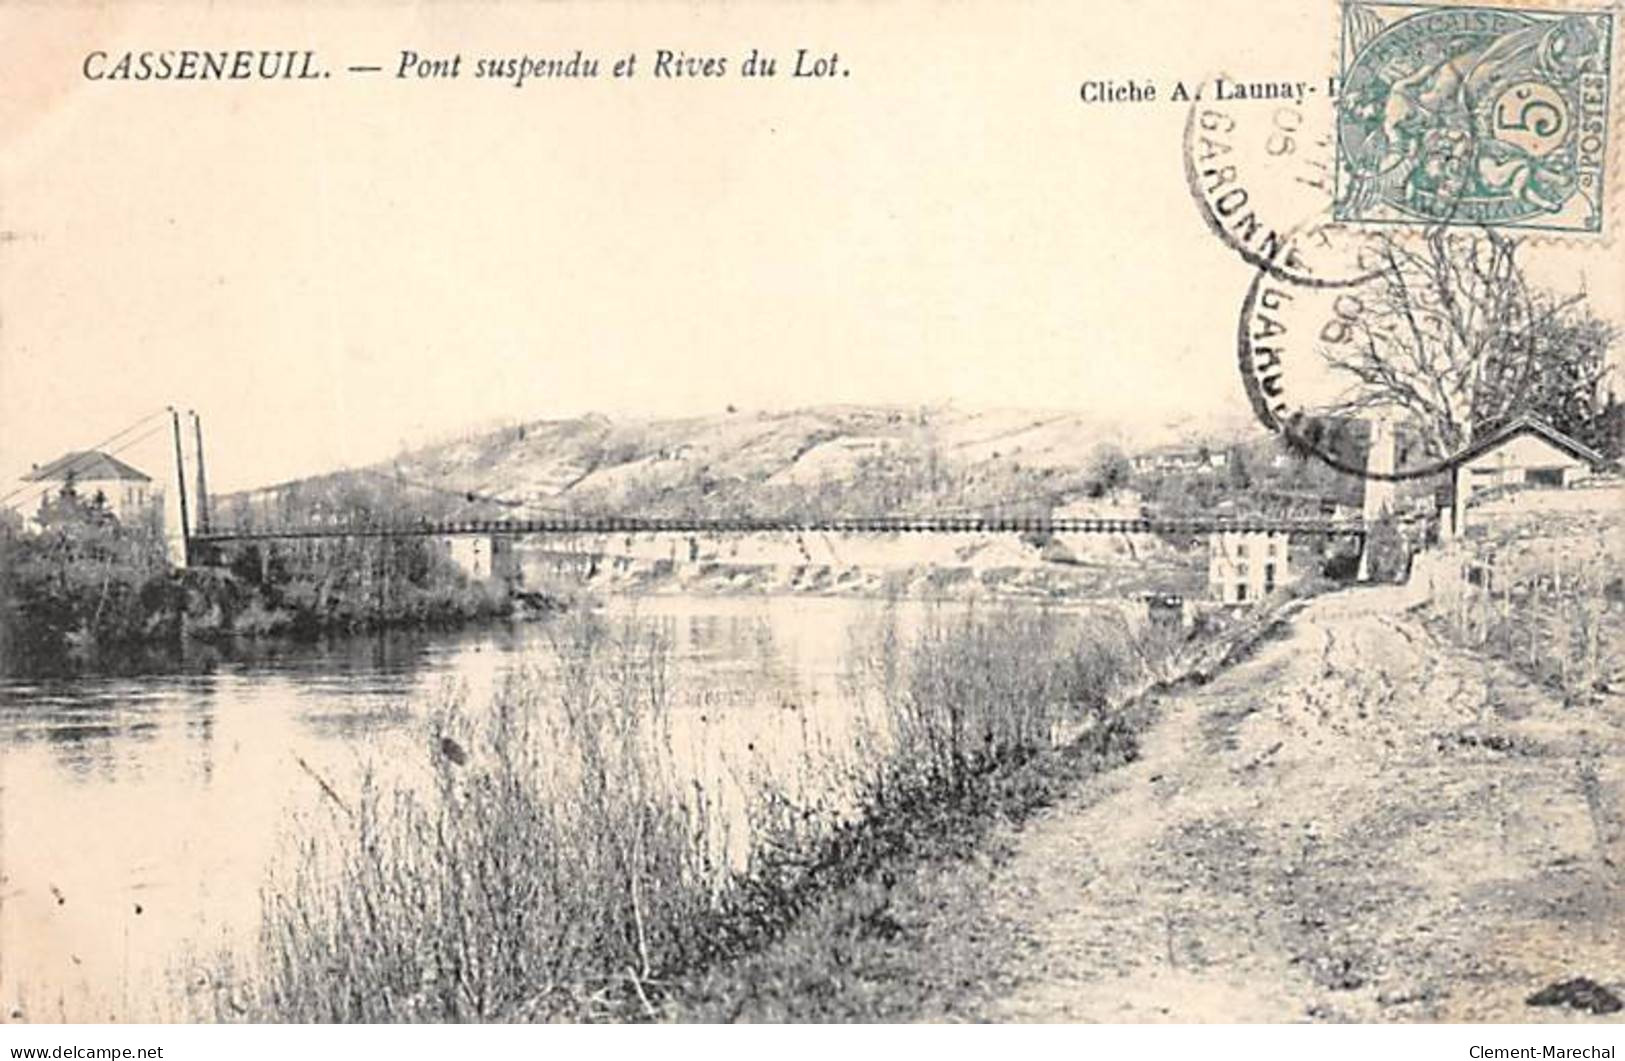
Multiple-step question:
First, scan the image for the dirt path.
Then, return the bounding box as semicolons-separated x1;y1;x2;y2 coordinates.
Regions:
974;586;1625;1022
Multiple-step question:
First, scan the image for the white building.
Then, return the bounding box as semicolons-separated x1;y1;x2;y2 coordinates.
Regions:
18;451;158;526
1448;416;1608;537
1132;447;1228;474
441;534;515;581
1208;530;1290;604
443;535;493;579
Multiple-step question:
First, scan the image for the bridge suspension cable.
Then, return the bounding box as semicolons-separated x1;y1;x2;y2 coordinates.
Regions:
0;408;171;511
2;419;173;515
357;468;530;510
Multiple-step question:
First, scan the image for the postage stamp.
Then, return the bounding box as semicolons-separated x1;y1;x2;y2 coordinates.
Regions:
1334;2;1614;233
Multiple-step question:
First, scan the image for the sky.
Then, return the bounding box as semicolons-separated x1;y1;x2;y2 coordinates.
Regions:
1;1;1619;493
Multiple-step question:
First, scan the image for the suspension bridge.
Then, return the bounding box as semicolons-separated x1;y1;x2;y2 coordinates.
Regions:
6;407;1372;575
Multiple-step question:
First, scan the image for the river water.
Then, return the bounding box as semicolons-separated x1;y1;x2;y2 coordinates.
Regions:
0;595;973;1022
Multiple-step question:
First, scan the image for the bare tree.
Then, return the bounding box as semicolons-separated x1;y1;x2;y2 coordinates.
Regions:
1315;229;1619;459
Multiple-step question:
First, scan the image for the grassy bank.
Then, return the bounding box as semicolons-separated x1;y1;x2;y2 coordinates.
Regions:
202;599;1279;1023
0;516;555;671
1423;534;1623;700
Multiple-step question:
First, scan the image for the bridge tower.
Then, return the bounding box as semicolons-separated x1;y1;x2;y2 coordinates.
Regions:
166;407;192;568
1358;415;1396;581
191;411;211;535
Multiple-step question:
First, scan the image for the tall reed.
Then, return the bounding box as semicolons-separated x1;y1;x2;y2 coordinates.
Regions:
219;602;1186;1022
227;613;722;1021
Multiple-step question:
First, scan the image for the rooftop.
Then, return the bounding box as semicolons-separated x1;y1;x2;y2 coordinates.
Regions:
1456;414;1609;470
23;451;152;483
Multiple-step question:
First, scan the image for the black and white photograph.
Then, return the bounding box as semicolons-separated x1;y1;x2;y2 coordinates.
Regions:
0;0;1621;1050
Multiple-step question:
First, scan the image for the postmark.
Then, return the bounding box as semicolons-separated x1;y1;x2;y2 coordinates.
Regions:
1183;73;1387;287
1236;258;1464;481
1334;3;1614;233
1184;70;1467;479
1230;221;1609;482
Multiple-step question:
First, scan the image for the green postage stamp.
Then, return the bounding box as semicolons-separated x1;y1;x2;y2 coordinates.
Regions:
1335;2;1614;232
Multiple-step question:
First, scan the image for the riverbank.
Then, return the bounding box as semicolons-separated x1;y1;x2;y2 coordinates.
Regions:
534;555;1207;603
198;591;1294;1023
508;525;1209;602
700;586;1624;1022
0;513;579;670
0;560;568;677
662;596;1302;1021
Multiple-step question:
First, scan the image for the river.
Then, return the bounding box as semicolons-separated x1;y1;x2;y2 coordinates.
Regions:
1;594;998;1022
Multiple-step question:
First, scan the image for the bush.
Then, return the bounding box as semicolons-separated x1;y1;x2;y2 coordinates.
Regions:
0;496;172;659
877;608;1145;795
212;604;1187;1022
228;614;716;1021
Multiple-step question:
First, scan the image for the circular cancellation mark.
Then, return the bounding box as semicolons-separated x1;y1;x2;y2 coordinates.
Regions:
1184;74;1518;481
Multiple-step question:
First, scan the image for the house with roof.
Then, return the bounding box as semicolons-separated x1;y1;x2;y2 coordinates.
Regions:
1208;529;1291;604
1132;445;1228;475
1447;415;1611;537
20;451;158;526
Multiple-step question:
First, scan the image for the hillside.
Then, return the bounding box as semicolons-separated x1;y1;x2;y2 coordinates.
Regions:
231;404;1256;522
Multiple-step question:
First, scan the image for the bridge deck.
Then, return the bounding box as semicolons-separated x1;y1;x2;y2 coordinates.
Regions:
193;516;1367;542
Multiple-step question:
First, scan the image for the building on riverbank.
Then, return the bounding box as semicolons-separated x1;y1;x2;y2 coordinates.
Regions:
1208;530;1290;604
15;451;162;529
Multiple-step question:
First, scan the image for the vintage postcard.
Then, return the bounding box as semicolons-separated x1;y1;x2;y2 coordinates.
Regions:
0;0;1621;1041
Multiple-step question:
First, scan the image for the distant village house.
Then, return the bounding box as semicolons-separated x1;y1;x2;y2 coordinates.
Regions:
440;534;516;582
1133;446;1228;475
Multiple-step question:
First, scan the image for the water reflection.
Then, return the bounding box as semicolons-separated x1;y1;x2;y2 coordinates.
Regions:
0;597;927;1021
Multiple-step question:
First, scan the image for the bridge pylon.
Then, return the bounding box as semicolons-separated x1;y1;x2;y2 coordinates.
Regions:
1358;415;1397;582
